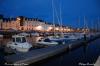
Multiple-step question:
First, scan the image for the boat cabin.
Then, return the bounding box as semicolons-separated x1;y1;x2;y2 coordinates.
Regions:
12;35;27;43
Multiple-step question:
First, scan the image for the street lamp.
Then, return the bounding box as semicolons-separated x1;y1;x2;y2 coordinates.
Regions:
47;26;53;31
36;25;42;30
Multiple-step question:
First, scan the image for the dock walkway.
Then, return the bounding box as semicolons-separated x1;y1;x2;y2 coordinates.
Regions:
95;56;100;66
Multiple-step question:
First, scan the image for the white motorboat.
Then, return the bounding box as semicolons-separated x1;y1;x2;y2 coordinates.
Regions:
7;35;32;52
64;34;83;40
48;36;66;41
36;38;59;46
46;36;67;45
74;33;84;39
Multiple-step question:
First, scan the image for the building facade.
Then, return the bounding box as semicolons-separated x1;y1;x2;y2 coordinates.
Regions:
0;15;71;32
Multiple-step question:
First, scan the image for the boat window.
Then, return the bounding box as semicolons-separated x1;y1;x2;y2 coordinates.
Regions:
16;37;22;43
22;37;26;43
64;36;69;38
44;38;51;42
12;38;15;42
16;37;26;43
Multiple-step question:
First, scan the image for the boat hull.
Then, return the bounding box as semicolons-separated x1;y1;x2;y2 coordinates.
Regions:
36;42;58;46
16;47;30;52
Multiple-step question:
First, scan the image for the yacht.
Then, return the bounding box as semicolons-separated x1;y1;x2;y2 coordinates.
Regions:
6;35;32;52
36;37;59;46
64;34;83;40
48;36;67;42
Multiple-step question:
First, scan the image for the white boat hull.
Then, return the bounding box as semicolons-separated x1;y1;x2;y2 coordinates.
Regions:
16;47;30;52
36;42;58;46
7;42;32;52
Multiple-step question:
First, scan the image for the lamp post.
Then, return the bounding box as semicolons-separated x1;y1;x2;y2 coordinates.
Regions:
0;15;3;30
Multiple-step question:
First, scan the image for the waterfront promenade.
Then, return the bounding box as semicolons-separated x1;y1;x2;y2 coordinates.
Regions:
95;56;100;66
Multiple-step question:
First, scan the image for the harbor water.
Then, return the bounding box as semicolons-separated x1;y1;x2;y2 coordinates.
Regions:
31;38;100;66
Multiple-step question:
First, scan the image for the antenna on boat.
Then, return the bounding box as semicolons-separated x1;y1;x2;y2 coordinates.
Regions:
78;16;80;28
83;16;89;33
83;16;86;33
90;19;93;32
97;16;99;32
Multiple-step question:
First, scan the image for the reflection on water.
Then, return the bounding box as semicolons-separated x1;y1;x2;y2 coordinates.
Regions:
31;38;100;66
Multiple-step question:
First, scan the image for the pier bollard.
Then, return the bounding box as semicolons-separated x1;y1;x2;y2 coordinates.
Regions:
0;46;5;65
84;34;87;41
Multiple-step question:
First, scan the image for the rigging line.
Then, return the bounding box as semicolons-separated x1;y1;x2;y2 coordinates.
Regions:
84;16;86;33
97;16;99;31
54;4;61;28
84;16;89;33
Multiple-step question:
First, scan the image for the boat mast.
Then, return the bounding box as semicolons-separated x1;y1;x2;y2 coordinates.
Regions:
59;1;64;37
83;16;86;33
84;16;88;33
78;16;80;28
77;16;80;32
52;0;55;36
90;20;93;32
97;16;99;32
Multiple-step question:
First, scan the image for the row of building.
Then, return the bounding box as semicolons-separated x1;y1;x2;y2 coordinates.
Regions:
0;15;73;32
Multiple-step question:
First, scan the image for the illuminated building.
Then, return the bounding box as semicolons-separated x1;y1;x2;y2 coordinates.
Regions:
0;15;72;32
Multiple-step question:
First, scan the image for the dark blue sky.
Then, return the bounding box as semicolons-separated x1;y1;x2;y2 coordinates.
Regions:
0;0;100;28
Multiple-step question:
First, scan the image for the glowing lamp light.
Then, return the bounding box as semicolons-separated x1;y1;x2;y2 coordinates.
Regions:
48;26;53;30
55;27;59;30
61;28;63;31
36;26;42;30
77;28;80;30
67;29;71;31
82;29;85;31
64;29;67;31
47;26;53;31
17;17;21;21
